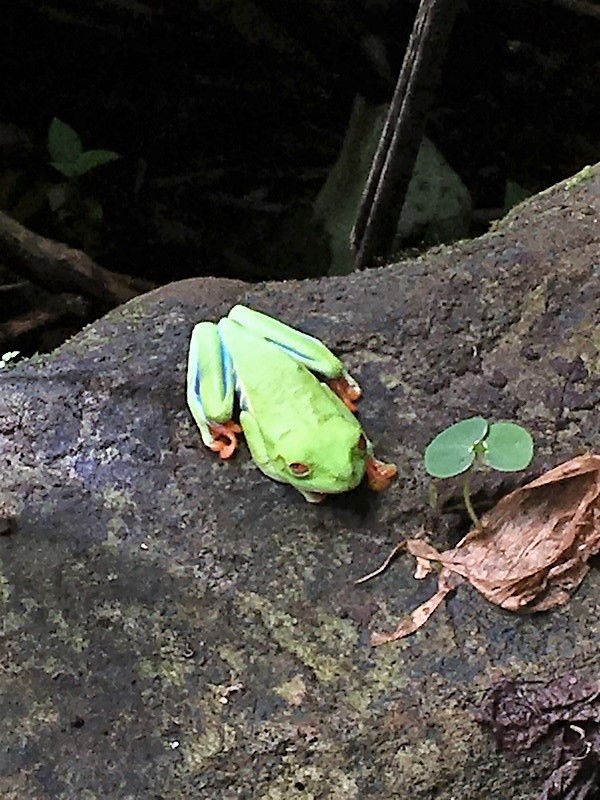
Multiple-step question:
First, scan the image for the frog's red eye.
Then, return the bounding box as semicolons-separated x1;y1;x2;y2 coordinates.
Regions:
289;462;311;476
357;434;367;451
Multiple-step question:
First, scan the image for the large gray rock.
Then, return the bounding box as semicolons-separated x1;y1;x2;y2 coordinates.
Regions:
1;165;599;798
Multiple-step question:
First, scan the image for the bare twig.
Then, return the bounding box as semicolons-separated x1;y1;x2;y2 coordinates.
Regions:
352;0;461;270
0;210;153;309
0;293;90;346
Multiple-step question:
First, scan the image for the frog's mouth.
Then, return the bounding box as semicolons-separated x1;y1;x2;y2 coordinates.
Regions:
298;489;327;503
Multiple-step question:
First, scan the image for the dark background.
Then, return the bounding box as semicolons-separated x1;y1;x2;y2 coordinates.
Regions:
1;0;598;348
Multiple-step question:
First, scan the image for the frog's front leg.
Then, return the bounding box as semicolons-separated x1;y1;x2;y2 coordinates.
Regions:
227;305;361;411
187;321;242;459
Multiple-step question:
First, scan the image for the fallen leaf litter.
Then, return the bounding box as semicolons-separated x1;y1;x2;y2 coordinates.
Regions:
367;453;600;645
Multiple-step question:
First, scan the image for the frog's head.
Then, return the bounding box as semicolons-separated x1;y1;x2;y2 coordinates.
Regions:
241;412;368;501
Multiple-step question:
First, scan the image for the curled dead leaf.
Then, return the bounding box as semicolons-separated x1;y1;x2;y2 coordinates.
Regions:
372;453;600;645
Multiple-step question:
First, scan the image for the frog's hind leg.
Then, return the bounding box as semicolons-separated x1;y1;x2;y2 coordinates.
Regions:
228;304;362;411
187;321;241;459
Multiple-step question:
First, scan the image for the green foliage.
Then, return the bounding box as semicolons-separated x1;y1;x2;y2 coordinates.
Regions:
48;118;120;178
424;416;534;529
425;417;533;478
424;416;488;478
484;422;534;472
503;179;531;211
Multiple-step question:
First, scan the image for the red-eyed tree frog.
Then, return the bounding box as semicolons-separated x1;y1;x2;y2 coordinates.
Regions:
186;305;397;502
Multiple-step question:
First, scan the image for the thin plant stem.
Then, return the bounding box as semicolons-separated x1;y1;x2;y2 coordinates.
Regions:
462;470;482;530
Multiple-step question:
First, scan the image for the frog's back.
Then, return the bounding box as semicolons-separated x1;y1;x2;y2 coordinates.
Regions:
219;318;365;491
219;318;338;417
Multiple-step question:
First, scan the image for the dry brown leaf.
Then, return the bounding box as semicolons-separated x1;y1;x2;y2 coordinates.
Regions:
475;672;600;800
371;569;463;645
372;453;600;645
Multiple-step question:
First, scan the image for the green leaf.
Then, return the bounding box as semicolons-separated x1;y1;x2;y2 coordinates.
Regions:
50;161;84;178
484;422;534;472
50;161;80;178
424;416;488;478
48;118;83;164
503;179;531;212
72;149;120;176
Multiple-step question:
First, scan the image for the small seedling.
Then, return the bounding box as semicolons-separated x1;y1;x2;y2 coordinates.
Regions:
48;118;120;178
44;118;120;251
424;416;534;529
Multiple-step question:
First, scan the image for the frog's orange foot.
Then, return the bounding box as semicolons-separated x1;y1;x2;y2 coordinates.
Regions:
328;373;362;412
208;421;243;459
366;456;397;492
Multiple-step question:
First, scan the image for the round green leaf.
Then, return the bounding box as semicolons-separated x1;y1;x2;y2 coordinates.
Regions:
424;416;489;478
484;422;534;472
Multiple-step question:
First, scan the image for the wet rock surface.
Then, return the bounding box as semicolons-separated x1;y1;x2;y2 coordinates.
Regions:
0;166;599;798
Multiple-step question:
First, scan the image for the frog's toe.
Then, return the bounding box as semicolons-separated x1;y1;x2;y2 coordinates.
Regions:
365;456;397;492
328;371;362;412
208;421;243;459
